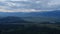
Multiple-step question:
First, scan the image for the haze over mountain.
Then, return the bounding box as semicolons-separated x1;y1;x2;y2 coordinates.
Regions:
0;0;60;17
0;10;60;18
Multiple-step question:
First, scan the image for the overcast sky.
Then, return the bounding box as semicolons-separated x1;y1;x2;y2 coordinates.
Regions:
0;0;60;12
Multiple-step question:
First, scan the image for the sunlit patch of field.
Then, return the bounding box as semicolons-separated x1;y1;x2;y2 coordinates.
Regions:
22;17;60;23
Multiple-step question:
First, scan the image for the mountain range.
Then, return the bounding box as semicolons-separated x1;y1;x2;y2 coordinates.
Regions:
0;10;60;23
0;10;60;17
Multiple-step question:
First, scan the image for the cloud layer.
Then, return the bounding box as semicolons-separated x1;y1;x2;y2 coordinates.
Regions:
0;0;60;12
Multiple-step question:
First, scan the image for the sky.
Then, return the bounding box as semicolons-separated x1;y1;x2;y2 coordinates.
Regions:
0;0;60;12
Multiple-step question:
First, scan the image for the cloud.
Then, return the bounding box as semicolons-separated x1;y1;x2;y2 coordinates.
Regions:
0;6;53;12
0;0;60;12
48;0;60;7
0;0;6;1
11;0;28;1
